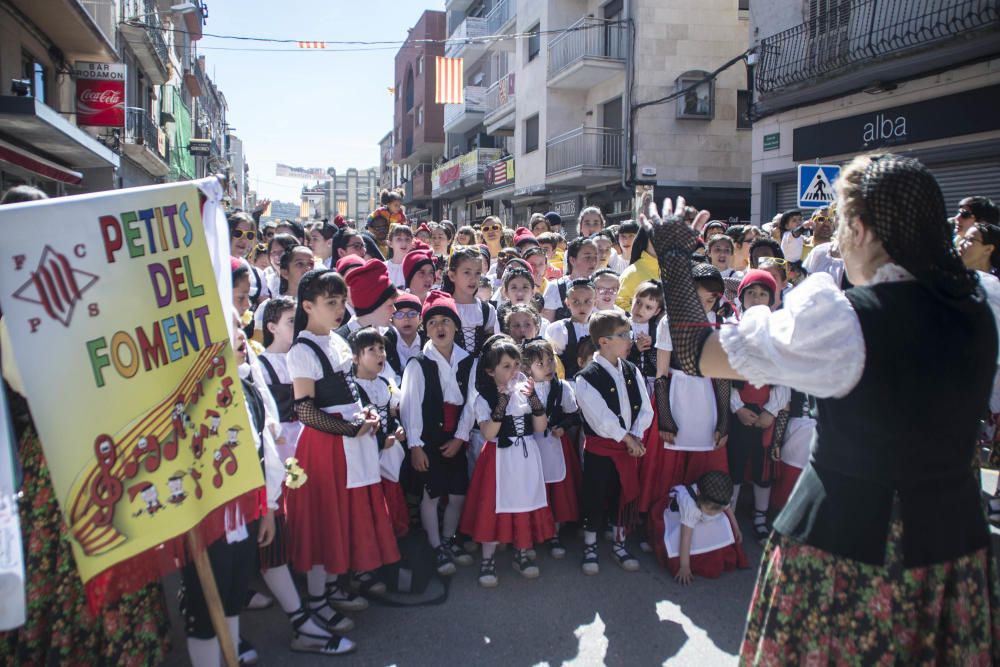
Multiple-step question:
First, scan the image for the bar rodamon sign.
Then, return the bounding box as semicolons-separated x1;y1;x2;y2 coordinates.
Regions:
74;62;125;128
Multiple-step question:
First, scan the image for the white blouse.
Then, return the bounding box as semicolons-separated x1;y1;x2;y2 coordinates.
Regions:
545;318;590;354
719;264;1000;399
399;340;471;448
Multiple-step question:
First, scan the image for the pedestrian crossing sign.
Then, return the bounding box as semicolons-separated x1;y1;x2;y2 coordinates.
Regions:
798;164;840;209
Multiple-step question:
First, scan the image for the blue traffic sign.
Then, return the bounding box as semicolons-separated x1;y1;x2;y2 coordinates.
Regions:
797;164;840;209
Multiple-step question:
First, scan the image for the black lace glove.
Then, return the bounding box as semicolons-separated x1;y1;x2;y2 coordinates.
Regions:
712;379;730;438
527;391;545;416
295;397;364;436
770;408;790;462
650;213;712;376
654;375;677;435
490;393;511;423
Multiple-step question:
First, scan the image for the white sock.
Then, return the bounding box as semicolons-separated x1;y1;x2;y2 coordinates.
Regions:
186;637;220;667
306;566;327;599
583;530;597;546
261;565;301;613
731;483;742;509
753;484;771;515
442;494;465;539
420;491;442;547
481;542;498;560
224;616;239;661
612;526;626;544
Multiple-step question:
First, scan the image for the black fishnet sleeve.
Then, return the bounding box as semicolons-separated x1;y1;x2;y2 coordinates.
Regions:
654;375;677;435
295;397;364;436
712;379;730;437
651;217;712;376
490;394;511;423
770;408;790;461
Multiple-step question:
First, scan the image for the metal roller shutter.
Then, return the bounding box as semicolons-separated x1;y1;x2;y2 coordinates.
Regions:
927;160;1000;213
775;180;798;217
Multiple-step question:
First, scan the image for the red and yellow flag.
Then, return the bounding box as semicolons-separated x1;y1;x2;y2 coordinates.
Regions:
435;56;464;104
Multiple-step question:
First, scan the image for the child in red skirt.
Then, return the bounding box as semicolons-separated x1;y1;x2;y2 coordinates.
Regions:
349;326;409;538
460;335;554;587
285;269;400;639
521;338;581;559
650;471;747;584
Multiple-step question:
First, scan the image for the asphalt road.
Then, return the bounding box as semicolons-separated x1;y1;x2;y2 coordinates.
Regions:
161;469;1000;666
162;516;764;666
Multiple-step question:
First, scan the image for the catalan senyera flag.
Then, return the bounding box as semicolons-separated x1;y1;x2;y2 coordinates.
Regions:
435;56;464;105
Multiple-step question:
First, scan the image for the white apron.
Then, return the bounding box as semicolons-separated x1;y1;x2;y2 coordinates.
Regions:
781;417;815;470
663;508;736;558
492;390;548;513
667;369;717;451
534;431;567;484
379;440;406;482
328;403;382;489
276;421;303;465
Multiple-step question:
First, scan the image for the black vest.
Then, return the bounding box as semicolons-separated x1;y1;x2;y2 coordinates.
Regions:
545;379;565;430
241;375;267;475
384;327;427;378
496;411;535;453
291;337;360;408
456;300;492;357
558;319;591;378
355;376;397;450
626;315;659;378
552;279;571;322
577;359;643;437
775;281;997;566
413;352;475;447
258;355;295;423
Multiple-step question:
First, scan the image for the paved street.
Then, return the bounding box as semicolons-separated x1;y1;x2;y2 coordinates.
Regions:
162;470;1000;666
162;515;765;666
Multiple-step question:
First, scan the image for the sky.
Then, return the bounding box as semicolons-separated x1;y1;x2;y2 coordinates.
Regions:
199;0;434;203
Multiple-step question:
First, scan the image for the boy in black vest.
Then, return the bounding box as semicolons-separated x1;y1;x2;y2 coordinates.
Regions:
544;278;595;378
575;311;654;575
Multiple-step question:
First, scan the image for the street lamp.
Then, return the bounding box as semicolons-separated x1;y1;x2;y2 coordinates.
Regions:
124;3;200;22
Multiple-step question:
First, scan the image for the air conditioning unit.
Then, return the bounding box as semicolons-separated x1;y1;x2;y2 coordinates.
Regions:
640;166;657;177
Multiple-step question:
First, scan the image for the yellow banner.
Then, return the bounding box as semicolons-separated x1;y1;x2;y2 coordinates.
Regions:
0;180;261;584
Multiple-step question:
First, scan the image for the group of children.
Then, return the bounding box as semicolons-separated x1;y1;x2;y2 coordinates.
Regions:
213;198;817;663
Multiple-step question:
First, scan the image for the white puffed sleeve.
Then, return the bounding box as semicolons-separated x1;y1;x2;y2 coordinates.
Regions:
655;314;673;352
286;343;323;381
718;272;865;399
545;319;570;354
674;485;704;528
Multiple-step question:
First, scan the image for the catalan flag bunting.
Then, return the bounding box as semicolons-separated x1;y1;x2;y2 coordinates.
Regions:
435;56;464;105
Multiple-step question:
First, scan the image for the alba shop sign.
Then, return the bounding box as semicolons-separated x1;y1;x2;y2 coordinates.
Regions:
792;84;1000;162
74;62;126;128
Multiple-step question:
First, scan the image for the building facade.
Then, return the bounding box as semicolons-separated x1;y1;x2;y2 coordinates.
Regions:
393;10;447;221
749;0;1000;225
378;130;397;192
438;0;752;234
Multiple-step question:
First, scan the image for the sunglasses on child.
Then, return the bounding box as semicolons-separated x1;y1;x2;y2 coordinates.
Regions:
601;330;634;341
232;229;256;241
482;223;504;233
392;310;420;320
957;208;974;219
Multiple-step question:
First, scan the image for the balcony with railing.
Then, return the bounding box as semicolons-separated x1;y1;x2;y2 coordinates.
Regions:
754;0;1000;109
123;107;170;176
445;16;489;63
120;0;170;85
404;164;433;203
486;0;516;40
432;147;502;197
443;86;487;134
545;127;623;185
483;72;516;133
548;17;628;89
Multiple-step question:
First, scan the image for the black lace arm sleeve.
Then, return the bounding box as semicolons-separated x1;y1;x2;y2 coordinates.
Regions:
770;408;790;461
489;393;511;423
654;375;677;434
651;217;712;376
295;397;364;436
712;379;730;437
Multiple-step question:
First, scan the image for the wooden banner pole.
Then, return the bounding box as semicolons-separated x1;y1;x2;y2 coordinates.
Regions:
187;528;239;667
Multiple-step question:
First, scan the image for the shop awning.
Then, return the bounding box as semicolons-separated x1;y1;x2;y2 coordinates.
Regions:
0;96;119;171
0;138;83;186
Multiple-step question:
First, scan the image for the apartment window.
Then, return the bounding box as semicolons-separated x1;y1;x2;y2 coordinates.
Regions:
675;70;714;119
737;90;752;129
739;0;749;10
527;23;541;62
417;56;424;76
524;114;539;153
21;51;47;102
416;105;423;126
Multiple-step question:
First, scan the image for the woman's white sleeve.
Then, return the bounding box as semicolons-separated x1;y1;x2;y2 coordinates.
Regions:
718;272;865;399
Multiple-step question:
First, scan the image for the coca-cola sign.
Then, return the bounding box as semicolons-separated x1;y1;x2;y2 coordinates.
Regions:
73;62;125;128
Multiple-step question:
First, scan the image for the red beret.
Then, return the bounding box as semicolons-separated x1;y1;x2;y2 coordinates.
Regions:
403;249;435;287
345;258;397;315
335;254;365;276
421;289;461;328
737;269;777;306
